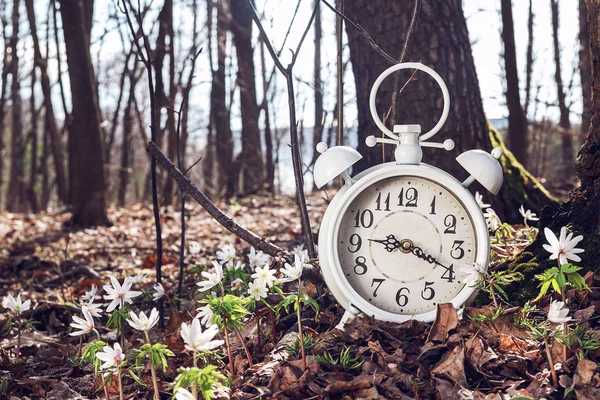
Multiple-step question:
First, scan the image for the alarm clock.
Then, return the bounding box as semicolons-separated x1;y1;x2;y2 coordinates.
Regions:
313;63;503;323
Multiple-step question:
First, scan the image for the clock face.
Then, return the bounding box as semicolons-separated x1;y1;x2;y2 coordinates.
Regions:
336;175;478;316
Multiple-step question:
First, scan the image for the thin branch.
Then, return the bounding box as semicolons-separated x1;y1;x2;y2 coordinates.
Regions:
320;0;397;64
336;0;344;147
247;1;287;75
147;141;290;261
290;3;319;67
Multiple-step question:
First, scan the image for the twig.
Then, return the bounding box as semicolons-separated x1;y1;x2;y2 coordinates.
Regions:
147;141;290;261
247;0;318;261
320;0;397;64
119;0;164;327
336;0;344;147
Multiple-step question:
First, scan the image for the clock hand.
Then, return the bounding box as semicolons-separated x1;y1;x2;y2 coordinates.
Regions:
368;234;400;252
408;244;452;271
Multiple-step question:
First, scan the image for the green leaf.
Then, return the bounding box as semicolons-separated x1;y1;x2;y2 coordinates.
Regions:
551;279;561;294
535;280;552;301
556;272;566;289
561;264;581;274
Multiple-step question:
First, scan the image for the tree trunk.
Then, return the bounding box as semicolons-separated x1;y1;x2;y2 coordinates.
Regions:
230;0;264;194
524;0;534;118
551;0;575;180
27;63;39;213
500;0;528;167
259;39;274;193
212;0;234;196
344;0;556;223
41;112;50;210
60;0;110;227
6;0;25;212
506;0;600;304
580;0;593;140
161;0;177;205
0;7;9;209
311;0;323;188
118;79;136;207
25;0;68;205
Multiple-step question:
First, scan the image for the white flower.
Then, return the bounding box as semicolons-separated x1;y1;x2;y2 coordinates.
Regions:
96;342;125;372
547;300;572;324
197;261;224;292
189;241;201;255
86;300;103;318
251;265;277;288
459;262;487;286
228;260;245;271
248;247;270;269
81;285;101;302
69;305;96;336
542;226;584;266
248;279;269;300
175;388;195;400
103;276;142;312
216;244;236;267
153;283;166;302
196;305;215;326
2;294;31;315
519;205;539;222
180;320;224;352
484;208;502;231
279;254;306;283
126;308;159;332
475;192;490;210
127;272;146;284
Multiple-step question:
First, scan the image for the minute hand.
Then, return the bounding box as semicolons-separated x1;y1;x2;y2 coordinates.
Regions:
410;246;450;269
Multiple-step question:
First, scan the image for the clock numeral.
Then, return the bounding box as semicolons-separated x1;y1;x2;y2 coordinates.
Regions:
395;287;410;307
421;281;436;300
430;196;436;215
348;234;362;253
440;264;455;282
371;278;385;297
353;209;374;228
450;240;465;259
354;256;368;275
444;214;457;234
375;192;391;211
398;187;418;207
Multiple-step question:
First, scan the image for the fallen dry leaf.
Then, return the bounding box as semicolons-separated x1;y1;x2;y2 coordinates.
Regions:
427;303;458;343
431;345;468;388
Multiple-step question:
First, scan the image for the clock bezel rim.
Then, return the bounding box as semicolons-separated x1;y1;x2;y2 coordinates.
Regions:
318;162;489;323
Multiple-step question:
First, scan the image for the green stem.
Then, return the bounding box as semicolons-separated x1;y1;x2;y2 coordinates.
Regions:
144;331;161;400
16;325;21;363
297;279;306;369
489;278;499;309
117;367;124;400
544;337;558;388
192;350;198;399
220;283;235;376
234;326;253;367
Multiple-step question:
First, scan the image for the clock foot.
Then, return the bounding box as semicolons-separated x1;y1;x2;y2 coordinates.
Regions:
335;303;362;332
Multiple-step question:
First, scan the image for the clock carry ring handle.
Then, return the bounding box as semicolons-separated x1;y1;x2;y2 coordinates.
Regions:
369;62;450;142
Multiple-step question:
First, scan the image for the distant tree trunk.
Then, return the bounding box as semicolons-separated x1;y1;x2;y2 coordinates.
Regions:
259;38;275;192
345;0;557;223
27;64;39;213
41;113;50;209
212;0;234;196
60;0;111;227
118;78;136;207
0;8;9;209
311;0;323;189
6;0;25;212
524;0;534;118
580;0;592;140
551;0;575;180
25;0;68;205
500;0;528;167
230;0;264;194
507;0;600;303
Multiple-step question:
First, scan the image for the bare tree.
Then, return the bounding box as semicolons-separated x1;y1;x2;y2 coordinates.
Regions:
580;0;592;140
25;0;68;205
6;0;25;212
500;0;528;167
60;0;110;226
118;73;138;207
0;1;9;208
310;0;323;186
524;0;534;118
27;62;39;212
551;0;575;180
230;0;264;194
259;37;275;192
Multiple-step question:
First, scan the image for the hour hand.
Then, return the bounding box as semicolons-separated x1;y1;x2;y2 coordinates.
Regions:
368;234;400;252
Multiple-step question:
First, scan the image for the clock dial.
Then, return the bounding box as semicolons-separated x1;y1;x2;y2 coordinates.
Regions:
336;176;477;315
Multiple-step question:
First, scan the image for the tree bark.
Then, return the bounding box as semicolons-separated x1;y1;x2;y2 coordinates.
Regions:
25;0;68;205
0;7;9;209
344;0;556;223
118;76;136;207
506;0;600;304
580;0;592;140
524;0;534;118
551;0;575;180
60;0;110;227
310;0;323;187
27;63;39;213
6;0;25;212
500;0;528;167
211;0;234;196
230;0;264;194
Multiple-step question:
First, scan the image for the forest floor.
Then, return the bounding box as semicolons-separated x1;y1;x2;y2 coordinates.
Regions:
0;192;599;400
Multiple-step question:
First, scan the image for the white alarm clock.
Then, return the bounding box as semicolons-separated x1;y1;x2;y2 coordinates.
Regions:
314;63;503;323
